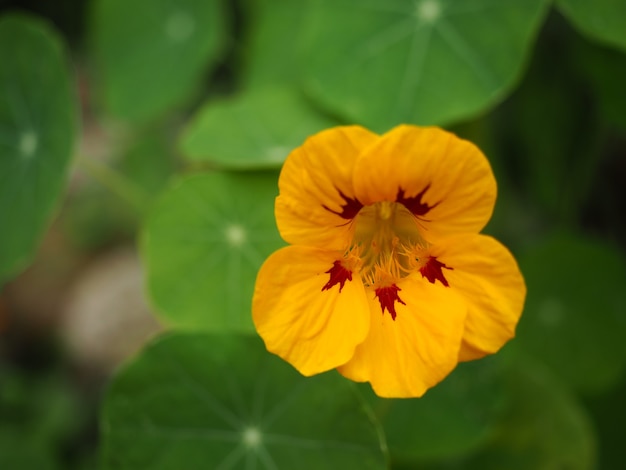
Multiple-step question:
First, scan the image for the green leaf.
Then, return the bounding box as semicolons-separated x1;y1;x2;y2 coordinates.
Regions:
469;358;596;470
0;432;58;470
301;0;549;131
0;13;76;285
516;233;626;394
557;0;626;51
497;23;599;223
141;171;283;331
179;88;337;169
0;366;83;470
584;373;626;469
574;37;626;131
366;356;505;464
90;0;227;122
242;0;308;87
100;332;388;469
415;357;596;470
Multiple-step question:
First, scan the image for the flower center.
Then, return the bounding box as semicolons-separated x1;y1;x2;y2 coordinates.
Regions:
352;201;425;288
321;188;453;320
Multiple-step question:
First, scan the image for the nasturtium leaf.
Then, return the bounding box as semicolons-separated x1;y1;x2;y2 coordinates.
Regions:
364;356;505;464
584;373;626;470
516;233;626;394
500;27;595;221
179;88;337;169
574;38;626;131
301;0;549;131
101;332;388;470
141;171;283;331
91;0;227;122
414;358;596;470
242;0;308;87
0;432;58;470
557;0;626;51
0;367;82;470
0;13;76;285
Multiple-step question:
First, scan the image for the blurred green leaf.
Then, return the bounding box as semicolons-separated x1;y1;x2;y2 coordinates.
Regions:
242;0;308;87
301;0;549;131
417;357;596;470
469;358;596;470
0;366;83;470
584;372;626;470
574;38;626;131
0;432;59;470
119;129;177;197
516;232;626;394
365;356;505;464
141;171;283;331
557;0;626;51
100;332;388;469
62;128;177;249
179;88;337;170
499;23;600;222
91;0;227;122
0;13;76;285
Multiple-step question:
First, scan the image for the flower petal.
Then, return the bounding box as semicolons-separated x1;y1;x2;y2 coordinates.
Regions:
338;277;466;398
252;245;370;376
276;125;378;250
431;234;526;361
353;125;496;240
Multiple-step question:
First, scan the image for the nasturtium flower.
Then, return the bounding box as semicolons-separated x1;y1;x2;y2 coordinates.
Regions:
252;125;525;398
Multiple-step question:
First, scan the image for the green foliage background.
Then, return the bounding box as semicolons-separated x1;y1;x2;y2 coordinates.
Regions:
1;0;626;468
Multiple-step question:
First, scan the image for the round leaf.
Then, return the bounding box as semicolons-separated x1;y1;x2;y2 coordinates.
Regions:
301;0;549;131
414;357;596;470
516;233;626;394
365;356;505;463
91;0;227;122
100;332;388;469
557;0;626;51
242;0;307;87
0;13;76;284
179;88;337;169
141;171;284;331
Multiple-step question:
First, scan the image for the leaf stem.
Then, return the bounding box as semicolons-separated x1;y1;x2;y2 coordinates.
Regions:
77;155;149;213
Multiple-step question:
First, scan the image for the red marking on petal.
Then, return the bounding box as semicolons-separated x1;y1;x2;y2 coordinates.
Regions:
323;190;363;220
397;185;438;217
420;256;452;287
375;284;406;320
322;260;353;293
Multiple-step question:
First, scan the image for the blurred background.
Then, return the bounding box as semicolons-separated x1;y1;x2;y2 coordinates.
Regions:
0;0;625;468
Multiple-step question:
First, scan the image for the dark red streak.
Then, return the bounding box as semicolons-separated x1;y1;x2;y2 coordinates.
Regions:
396;185;438;217
375;284;406;320
323;190;363;220
420;256;452;287
322;260;352;293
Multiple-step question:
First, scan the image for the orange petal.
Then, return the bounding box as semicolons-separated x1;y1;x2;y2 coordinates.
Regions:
429;234;526;361
353;125;496;241
252;246;370;376
276;125;378;250
338;277;466;398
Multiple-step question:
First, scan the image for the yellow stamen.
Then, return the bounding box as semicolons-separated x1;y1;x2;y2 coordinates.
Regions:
349;201;426;288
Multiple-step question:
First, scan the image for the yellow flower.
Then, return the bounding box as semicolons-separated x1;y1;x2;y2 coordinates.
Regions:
253;125;526;398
